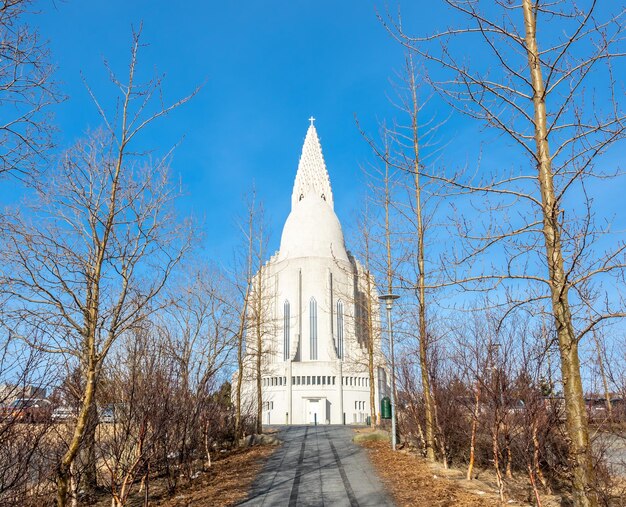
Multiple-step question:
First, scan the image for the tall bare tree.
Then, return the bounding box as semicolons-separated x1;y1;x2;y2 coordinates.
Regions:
0;29;195;506
249;203;271;435
338;205;383;428
358;211;381;428
232;193;258;439
359;59;444;459
234;192;273;435
384;2;626;504
399;59;437;461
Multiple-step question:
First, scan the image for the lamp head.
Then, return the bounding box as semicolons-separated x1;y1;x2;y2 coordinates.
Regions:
379;293;400;308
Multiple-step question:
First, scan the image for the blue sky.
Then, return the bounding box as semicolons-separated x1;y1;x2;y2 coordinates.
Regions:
9;1;625;388
29;0;447;260
24;1;626;292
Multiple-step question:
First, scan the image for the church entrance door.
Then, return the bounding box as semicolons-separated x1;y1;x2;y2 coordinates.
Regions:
307;399;322;425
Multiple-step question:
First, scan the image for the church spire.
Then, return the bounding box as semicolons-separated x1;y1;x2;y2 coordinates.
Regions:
291;119;334;210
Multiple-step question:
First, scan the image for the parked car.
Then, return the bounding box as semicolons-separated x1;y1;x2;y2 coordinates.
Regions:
4;398;52;423
98;403;127;424
51;405;78;421
99;405;116;424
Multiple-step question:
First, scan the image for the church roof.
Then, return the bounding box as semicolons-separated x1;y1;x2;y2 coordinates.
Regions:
279;119;348;262
291;119;334;210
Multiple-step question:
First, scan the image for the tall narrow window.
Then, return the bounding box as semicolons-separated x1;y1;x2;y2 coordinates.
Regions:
336;300;344;359
283;300;290;361
310;297;318;360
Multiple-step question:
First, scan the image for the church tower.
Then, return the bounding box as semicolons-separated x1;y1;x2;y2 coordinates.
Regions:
239;119;389;425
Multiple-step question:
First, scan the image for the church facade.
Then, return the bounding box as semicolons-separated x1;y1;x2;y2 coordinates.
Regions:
238;120;389;425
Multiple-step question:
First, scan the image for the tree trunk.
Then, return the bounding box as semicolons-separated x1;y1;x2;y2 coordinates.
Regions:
368;335;376;428
522;2;596;505
256;341;262;434
235;326;245;438
236;206;255;439
418;293;435;461
466;386;480;480
255;267;263;435
204;420;212;469
234;297;248;439
504;425;513;479
431;392;447;468
528;464;543;507
57;360;98;506
79;402;99;499
533;422;550;493
408;63;436;462
364;267;377;428
492;410;505;502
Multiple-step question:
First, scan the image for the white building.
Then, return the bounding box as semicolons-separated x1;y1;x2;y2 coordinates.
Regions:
238;119;389;425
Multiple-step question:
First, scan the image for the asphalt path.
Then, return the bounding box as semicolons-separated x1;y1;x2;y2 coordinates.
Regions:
239;425;395;507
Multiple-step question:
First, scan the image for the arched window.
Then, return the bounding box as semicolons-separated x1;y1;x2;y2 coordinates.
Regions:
283;300;290;361
336;300;344;359
310;297;318;360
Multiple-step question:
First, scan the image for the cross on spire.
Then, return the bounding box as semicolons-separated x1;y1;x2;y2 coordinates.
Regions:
309;116;316;126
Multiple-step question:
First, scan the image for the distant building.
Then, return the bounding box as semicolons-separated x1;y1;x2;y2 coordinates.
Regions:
0;383;47;403
236;120;389;425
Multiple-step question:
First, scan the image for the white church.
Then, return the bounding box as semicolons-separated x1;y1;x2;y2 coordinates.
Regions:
238;119;389;425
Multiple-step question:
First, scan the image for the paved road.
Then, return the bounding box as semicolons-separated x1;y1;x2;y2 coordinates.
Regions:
239;425;395;507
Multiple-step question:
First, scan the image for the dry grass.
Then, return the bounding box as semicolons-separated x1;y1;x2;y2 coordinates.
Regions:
361;440;524;507
154;445;276;507
88;444;276;507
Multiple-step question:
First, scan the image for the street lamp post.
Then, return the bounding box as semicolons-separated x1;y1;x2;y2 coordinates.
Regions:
379;293;400;451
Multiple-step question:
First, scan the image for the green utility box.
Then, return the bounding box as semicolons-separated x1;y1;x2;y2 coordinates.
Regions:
381;397;391;419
